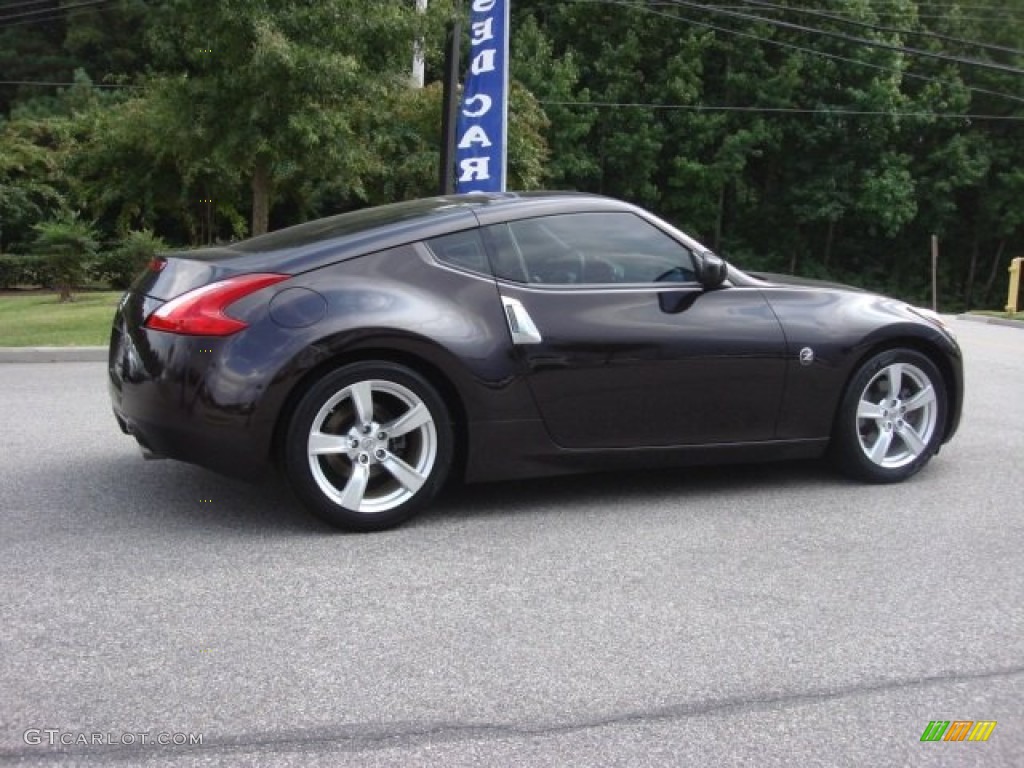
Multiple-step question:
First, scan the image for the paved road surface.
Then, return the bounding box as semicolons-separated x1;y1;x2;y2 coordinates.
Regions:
0;318;1021;766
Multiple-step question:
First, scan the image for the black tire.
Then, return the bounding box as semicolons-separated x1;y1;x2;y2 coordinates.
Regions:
831;348;947;483
283;362;454;531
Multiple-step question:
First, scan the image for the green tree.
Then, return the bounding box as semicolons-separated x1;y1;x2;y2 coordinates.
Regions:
142;0;455;236
509;10;597;188
30;214;99;302
72;87;248;246
356;80;548;206
0;121;65;253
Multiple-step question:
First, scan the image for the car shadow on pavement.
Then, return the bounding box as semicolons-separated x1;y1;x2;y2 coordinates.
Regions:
12;453;331;535
12;452;854;535
417;459;845;528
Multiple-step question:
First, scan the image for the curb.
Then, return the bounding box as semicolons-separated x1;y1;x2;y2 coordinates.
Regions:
957;314;1024;330
0;347;106;363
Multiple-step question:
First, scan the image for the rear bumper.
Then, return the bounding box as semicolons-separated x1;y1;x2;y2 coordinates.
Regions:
111;403;269;479
108;298;274;481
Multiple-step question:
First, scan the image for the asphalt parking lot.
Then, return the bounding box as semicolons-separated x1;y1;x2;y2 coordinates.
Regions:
0;317;1021;767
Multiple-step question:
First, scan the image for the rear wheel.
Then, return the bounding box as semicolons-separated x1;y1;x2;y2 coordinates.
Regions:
284;362;453;531
831;348;946;483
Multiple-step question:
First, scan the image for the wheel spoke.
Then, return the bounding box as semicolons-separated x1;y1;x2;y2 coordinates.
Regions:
308;431;351;456
382;402;431;438
857;399;886;421
349;381;374;425
869;430;894;464
898;424;927;457
885;364;904;398
380;453;427;493
339;462;370;509
902;385;935;413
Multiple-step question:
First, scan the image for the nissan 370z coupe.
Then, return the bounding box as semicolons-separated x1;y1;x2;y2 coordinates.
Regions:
108;193;963;531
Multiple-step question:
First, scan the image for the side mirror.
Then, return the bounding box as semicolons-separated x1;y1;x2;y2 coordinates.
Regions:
695;251;728;290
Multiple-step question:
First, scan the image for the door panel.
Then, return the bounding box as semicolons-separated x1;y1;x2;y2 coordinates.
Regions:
498;284;788;449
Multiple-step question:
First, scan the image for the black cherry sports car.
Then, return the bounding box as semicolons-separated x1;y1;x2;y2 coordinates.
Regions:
108;193;963;530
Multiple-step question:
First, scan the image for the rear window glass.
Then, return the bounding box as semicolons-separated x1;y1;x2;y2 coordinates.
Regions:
426;229;490;276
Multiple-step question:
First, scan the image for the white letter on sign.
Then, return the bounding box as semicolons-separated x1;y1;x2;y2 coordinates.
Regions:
471;49;496;75
458;126;493;149
459;158;491;182
462;94;493;117
471;18;494;45
472;0;497;11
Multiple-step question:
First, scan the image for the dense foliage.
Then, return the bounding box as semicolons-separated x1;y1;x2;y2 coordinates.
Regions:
1;0;1022;308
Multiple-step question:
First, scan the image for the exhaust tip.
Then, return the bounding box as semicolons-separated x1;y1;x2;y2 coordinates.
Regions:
136;438;166;461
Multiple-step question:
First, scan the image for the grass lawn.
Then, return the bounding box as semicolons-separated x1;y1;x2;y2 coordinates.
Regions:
0;290;121;347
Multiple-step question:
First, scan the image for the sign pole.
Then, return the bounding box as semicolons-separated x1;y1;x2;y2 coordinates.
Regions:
439;17;461;195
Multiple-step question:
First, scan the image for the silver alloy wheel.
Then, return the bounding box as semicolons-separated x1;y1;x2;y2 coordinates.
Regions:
855;362;938;469
306;379;438;514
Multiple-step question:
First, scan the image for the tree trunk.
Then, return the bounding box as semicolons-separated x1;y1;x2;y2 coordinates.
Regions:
963;234;979;310
823;218;836;271
714;181;725;251
251;162;272;236
789;225;800;274
982;238;1007;307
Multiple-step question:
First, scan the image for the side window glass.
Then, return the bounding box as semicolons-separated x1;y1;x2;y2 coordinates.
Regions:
425;229;490;276
502;212;695;286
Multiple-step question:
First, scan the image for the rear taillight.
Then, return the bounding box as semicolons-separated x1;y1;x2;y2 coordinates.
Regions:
144;274;288;336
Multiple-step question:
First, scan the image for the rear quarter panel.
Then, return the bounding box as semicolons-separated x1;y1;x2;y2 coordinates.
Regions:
238;242;538;459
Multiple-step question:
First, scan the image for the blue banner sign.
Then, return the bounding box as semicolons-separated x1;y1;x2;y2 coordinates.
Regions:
455;0;509;193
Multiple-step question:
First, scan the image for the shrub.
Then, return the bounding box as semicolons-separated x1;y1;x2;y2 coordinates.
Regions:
92;230;167;289
0;254;56;289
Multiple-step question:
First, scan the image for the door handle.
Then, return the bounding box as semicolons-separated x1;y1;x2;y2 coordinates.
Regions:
500;296;543;345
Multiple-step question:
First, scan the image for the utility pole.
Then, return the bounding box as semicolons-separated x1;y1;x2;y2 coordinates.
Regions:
412;0;427;88
439;16;461;195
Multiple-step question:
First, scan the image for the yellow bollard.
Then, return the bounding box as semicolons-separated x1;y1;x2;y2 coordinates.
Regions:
1007;257;1022;315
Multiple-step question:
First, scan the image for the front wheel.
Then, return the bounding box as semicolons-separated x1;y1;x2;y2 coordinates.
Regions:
831;348;947;483
283;362;453;531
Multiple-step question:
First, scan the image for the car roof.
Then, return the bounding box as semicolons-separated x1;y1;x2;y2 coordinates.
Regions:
159;192;659;279
230;192;625;254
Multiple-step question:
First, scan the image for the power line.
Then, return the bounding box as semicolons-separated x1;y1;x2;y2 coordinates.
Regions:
566;0;1024;107
738;0;1024;59
708;2;1019;11
0;0;115;29
744;2;1022;14
538;99;1024;121
0;0;57;10
655;0;1024;77
909;1;1023;9
866;13;1024;23
0;0;112;22
664;4;1024;23
0;8;111;29
634;2;1024;25
0;79;139;87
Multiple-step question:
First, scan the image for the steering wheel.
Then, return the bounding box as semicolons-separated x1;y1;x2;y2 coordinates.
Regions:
532;250;586;284
653;266;692;283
